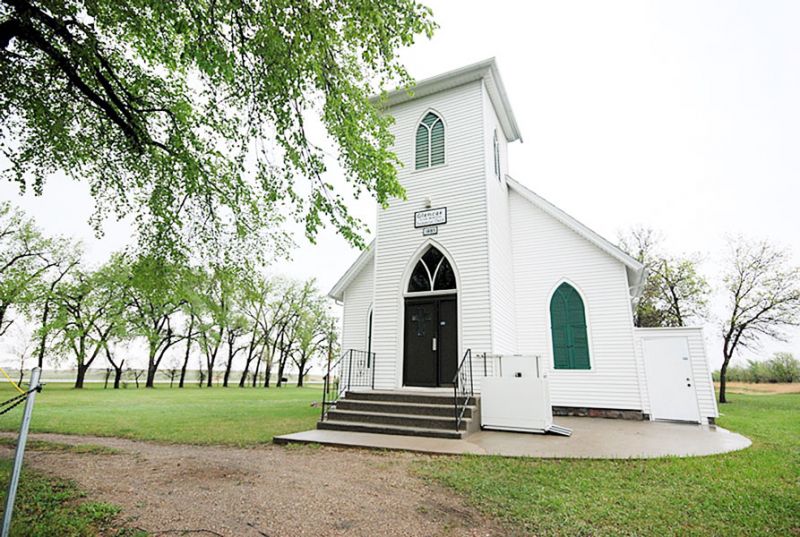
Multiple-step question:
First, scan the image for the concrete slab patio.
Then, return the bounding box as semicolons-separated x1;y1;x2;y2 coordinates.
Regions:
274;417;751;459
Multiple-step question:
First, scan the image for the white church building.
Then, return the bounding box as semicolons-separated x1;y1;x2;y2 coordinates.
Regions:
327;59;718;433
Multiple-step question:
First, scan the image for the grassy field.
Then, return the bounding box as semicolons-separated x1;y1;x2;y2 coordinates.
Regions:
0;383;320;446
0;382;797;535
417;393;800;536
719;381;800;395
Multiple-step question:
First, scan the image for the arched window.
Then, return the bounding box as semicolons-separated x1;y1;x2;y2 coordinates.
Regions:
415;112;445;169
493;129;501;180
550;282;590;370
407;246;456;293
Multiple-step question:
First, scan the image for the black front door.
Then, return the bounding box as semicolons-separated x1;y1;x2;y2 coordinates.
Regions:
403;295;458;387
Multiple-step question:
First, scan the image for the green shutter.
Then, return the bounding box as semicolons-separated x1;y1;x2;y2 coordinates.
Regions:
550;283;590;370
415;123;429;169
430;119;444;165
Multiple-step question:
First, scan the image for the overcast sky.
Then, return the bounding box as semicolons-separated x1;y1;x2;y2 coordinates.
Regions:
2;1;799;368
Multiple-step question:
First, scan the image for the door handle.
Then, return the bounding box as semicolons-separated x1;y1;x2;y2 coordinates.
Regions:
432;337;437;351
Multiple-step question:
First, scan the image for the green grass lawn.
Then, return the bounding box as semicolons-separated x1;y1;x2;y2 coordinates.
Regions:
417;393;800;536
0;383;797;535
0;383;321;446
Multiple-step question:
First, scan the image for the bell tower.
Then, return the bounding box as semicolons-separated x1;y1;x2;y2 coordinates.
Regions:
369;59;522;388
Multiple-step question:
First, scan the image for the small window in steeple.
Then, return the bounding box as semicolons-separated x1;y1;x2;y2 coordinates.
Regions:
415;112;445;169
493;129;501;180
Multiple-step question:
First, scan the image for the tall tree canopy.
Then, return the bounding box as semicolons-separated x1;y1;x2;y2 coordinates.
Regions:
718;237;800;403
0;0;436;258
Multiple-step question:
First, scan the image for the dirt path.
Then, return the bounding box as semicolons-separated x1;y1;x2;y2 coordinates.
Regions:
1;433;513;537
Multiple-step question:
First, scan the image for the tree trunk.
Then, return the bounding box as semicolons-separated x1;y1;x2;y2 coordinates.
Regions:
719;358;730;404
223;343;234;388
113;365;123;389
74;363;89;389
104;368;111;389
179;340;191;388
264;359;272;388
205;336;221;388
252;354;262;387
239;350;256;388
145;343;159;388
276;349;289;387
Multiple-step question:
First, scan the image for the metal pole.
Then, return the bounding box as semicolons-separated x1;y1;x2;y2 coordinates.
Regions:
2;366;41;537
371;352;376;390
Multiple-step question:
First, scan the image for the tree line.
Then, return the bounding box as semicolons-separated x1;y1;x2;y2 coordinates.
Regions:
0;202;338;389
711;352;799;384
618;227;800;403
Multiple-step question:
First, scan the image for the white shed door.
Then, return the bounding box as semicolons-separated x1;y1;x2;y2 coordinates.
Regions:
643;337;700;422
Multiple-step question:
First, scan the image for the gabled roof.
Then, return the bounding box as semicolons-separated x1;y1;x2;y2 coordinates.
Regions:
371;58;523;143
506;176;646;296
328;181;646;303
328;241;374;302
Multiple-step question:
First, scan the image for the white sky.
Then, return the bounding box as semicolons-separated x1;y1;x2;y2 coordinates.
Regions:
2;1;799;370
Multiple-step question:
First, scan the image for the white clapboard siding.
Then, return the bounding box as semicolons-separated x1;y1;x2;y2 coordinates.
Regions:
483;83;517;354
633;327;719;423
341;256;374;355
509;189;643;410
371;80;492;389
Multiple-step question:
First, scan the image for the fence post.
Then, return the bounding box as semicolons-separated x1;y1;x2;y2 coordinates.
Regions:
2;366;42;537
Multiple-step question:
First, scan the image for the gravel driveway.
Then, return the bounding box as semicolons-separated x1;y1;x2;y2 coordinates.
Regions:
2;433;513;537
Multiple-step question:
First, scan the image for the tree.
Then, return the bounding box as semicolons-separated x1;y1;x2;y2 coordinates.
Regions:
619;227;665;327
222;313;247;388
650;256;709;327
292;297;337;387
254;278;297;388
196;265;239;387
102;340;127;389
272;280;315;387
1;0;435;259
178;309;197;389
124;255;187;388
618;226;709;327
0;202;55;337
719;237;800;403
51;259;126;388
27;237;81;368
238;274;274;388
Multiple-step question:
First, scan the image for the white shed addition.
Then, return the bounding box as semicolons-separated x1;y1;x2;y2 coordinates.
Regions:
325;59;719;438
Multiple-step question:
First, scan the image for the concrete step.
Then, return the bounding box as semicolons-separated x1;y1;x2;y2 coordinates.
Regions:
317;420;465;439
326;409;470;431
335;399;474;418
344;390;478;406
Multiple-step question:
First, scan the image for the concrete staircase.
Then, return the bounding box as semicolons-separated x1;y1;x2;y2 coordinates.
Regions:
318;390;481;439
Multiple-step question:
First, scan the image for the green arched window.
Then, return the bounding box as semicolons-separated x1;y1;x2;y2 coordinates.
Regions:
550;282;590;370
415;112;445;169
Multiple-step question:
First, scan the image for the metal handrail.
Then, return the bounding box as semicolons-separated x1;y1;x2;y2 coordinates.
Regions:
452;348;473;432
320;349;375;422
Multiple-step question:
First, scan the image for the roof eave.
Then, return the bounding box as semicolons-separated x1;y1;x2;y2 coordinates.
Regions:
328;241;375;302
505;176;645;278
